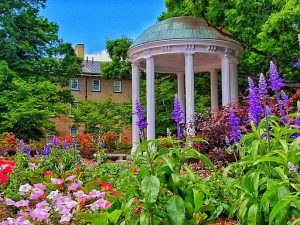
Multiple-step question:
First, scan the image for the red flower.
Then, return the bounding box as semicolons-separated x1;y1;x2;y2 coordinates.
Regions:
101;182;113;192
1;166;12;174
76;168;81;174
41;194;46;200
0;174;8;184
44;171;52;177
58;183;64;189
134;198;140;205
113;191;118;197
94;180;99;185
132;167;139;173
80;199;86;206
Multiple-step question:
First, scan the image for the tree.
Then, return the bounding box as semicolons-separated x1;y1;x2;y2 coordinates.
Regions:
0;0;81;82
0;61;70;141
159;0;300;83
101;36;133;79
72;99;132;135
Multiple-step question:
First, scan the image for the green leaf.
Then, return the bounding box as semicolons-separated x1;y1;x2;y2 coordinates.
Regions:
269;196;296;225
193;189;204;212
167;195;186;225
79;213;108;225
140;211;149;225
247;204;258;225
141;175;160;204
186;149;215;170
261;182;287;214
108;210;122;224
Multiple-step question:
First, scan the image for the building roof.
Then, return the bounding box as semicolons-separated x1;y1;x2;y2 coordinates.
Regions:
131;16;235;47
82;60;100;75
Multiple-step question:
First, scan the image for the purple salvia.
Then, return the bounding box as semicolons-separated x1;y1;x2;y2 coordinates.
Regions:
268;61;285;121
294;58;300;67
268;61;285;91
72;138;77;149
19;139;25;153
53;137;59;148
172;96;185;140
281;91;289;115
247;77;262;126
27;146;31;158
229;109;241;143
295;101;300;127
43;144;50;156
258;73;268;100
266;105;272;117
133;100;148;139
62;140;68;151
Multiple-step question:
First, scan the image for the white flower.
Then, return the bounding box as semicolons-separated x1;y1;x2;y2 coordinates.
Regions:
51;178;63;185
60;213;73;224
19;184;32;196
47;190;60;201
28;163;37;170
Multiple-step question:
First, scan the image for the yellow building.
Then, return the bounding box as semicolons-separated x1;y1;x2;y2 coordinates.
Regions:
49;44;132;141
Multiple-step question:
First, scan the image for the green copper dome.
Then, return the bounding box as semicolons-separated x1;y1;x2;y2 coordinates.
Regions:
132;16;234;47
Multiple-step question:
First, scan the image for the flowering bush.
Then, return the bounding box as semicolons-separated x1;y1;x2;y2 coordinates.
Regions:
1;172;111;224
0;133;15;148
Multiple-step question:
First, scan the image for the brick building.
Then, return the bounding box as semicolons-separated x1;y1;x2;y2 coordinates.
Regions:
48;44;132;142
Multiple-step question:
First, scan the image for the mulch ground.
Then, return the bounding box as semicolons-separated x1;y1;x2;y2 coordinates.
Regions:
209;218;237;225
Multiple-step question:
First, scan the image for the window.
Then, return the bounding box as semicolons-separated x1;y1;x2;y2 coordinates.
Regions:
92;79;101;92
70;79;79;90
113;80;122;93
69;102;78;116
70;127;78;136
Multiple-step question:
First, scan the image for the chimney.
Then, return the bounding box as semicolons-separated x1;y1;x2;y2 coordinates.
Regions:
75;44;84;60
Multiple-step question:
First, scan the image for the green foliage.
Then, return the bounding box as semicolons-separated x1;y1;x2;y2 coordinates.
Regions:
0;0;81;81
160;0;300;83
72;98;132;135
0;61;70;141
225;117;300;224
36;148;82;173
101;36;133;79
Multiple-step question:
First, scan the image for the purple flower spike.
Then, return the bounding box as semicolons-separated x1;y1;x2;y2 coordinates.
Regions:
295;101;300;127
281;91;289;115
19;140;25;153
268;61;285;92
43;144;51;156
27;146;31;158
258;74;268;100
72;138;77;149
62;140;68;151
53;137;59;148
229;109;241;143
172;96;185;140
247;77;262;126
294;58;300;67
133;100;148;139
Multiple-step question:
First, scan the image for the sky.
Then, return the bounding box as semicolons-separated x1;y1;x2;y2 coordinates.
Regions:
41;0;166;61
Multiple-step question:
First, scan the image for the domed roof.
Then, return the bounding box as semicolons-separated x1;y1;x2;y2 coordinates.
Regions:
131;16;235;47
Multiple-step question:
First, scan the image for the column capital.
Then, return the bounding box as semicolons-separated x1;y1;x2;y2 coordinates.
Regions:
184;52;195;57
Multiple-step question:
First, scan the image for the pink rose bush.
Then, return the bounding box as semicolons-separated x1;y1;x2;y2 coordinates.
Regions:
1;173;111;224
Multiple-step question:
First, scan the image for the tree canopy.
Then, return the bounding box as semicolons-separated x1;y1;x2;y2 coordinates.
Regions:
100;36;133;79
160;0;300;83
0;0;81;140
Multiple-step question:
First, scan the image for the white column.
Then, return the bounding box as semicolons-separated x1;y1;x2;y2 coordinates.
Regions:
221;55;230;106
146;56;155;140
177;73;185;119
185;53;194;136
131;63;140;153
230;62;238;103
210;69;218;112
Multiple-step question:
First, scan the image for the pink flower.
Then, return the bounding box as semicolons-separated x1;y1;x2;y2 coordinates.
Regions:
33;183;46;191
14;200;29;208
73;190;88;202
88;189;106;198
5;198;15;206
51;178;63;185
67;181;83;191
30;201;50;221
65;175;76;182
60;212;73;224
30;187;44;200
